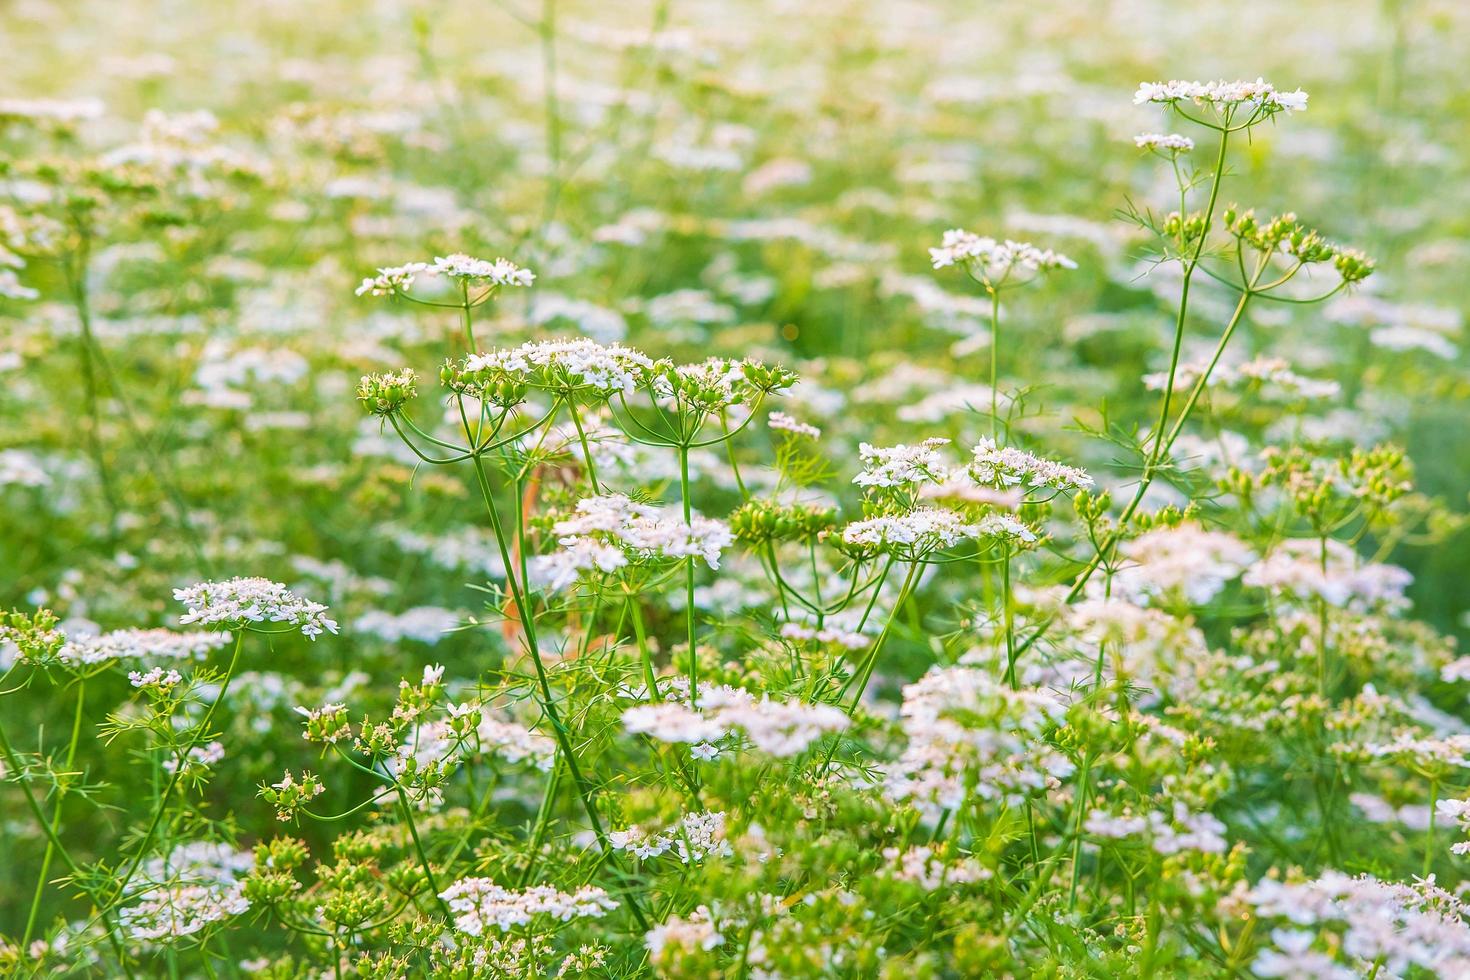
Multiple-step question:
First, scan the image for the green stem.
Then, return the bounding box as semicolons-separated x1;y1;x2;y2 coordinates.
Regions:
1426;779;1439;879
23;679;87;946
395;786;449;914
677;443;698;699
989;288;1001;442
467;453;649;929
112;629;245;904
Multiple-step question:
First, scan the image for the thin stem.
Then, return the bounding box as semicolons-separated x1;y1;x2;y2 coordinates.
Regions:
989;288;1001;442
112;629;246;904
23;679;87;947
677;444;698;700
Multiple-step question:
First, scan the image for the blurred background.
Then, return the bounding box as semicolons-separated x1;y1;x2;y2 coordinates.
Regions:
2;0;1467;646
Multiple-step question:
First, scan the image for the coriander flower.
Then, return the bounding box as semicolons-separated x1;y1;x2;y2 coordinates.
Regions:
768;410;821;439
854;438;952;489
928;230;1076;285
438;878;617;936
355;254;534;298
174;577;338;639
840;507;984;558
967;437;1093;494
1133;132;1194;152
452;339;656;397
529;493;733;592
1133;78;1308;114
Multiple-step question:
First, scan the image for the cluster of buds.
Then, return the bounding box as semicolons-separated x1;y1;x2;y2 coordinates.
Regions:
316;858;390;931
650;357;797;414
259;770;326;822
393;664;446;725
0;607;65;666
297;701;352;744
1333;247;1375;284
1127;503;1197;534
1162;210;1209;251
1339;445;1414;509
356;369;418;417
354;714;408;759
1260;444;1412;525
729;500;838;545
441;356;529;409
1223;207;1375;283
241;838;308;904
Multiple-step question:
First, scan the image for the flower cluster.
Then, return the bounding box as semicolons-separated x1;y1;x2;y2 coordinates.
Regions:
449;339;655;397
609;810;731;863
531;493;733;591
966;437;1093;494
1133;78;1308;113
438;879;618;936
355;254;534;297
59;627;230;665
623;684;849;758
174;578;338;638
928;230;1076;284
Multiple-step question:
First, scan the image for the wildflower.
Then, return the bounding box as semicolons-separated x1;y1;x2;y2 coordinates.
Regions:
853;439;951;489
162;740;226;776
530;494;733;591
768;411;821;439
840;507;990;558
174;577;338;638
645;906;723;956
1133;132;1195;152
356;369;418;416
259;770;326;821
885;668;1072;817
129;667;185;696
881;845;990;890
58;627;230;665
118;884;250;943
353;606;460;644
928;230;1076;284
1100;523;1253;606
355;263;430;297
1243;539;1412;612
296;702;352;743
609;811;731;864
1133;78;1308;114
355;254;534;297
451;339;655;396
429;253;535;286
966;437;1093;494
438;879;617;935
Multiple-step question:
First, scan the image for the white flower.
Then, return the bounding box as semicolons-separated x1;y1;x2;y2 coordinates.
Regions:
1133;79;1308;114
645;906;722;956
768;411;821;439
438;879;617;936
530;494;733;592
430;253;535;286
173;577;338;639
119;885;249;944
353;606;461;644
610;811;731;864
928;230;1076;282
854;439;951;489
967;437;1092;494
355;254;534;297
1133;132;1195;152
59;627;230;665
460;339;655;395
129;667;184;695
